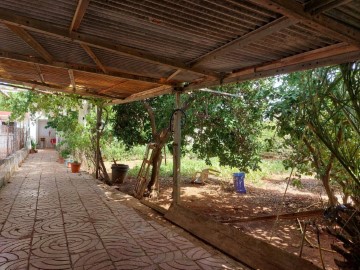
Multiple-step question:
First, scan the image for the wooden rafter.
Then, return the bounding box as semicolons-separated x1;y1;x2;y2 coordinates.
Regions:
191;17;296;66
98;81;128;94
305;0;352;15
186;43;360;90
251;0;360;46
68;69;76;92
0;9;220;78
6;24;54;63
34;64;45;83
0;51;170;85
69;0;90;32
166;69;182;81
112;85;173;104
80;44;107;74
0;76;122;99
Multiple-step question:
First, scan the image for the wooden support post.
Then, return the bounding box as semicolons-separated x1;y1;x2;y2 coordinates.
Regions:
172;91;181;204
95;106;101;179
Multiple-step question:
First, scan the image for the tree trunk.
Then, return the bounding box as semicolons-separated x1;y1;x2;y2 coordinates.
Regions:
147;128;170;192
321;173;337;207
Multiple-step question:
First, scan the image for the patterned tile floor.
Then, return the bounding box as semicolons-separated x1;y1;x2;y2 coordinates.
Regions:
0;150;249;270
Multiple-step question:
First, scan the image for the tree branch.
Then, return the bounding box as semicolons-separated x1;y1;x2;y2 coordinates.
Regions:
142;100;157;137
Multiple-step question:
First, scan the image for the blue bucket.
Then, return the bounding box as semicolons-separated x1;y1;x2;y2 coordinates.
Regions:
233;172;246;193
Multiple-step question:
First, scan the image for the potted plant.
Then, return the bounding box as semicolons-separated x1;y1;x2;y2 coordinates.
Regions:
29;139;38;154
70;160;81;173
59;148;70;164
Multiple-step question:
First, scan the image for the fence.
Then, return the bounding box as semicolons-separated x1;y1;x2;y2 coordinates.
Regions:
0;125;29;161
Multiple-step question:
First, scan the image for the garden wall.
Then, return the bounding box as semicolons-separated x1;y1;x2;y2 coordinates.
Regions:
0;148;28;188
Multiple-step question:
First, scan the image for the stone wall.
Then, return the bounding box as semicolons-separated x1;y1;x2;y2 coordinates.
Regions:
0;148;28;188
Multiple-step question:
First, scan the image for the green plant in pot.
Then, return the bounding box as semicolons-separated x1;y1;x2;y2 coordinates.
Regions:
30;139;38;153
59;148;70;164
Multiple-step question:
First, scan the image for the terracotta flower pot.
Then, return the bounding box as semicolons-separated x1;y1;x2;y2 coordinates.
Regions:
70;162;81;173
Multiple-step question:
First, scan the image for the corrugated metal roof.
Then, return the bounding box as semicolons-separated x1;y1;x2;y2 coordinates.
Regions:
0;0;359;101
0;24;41;57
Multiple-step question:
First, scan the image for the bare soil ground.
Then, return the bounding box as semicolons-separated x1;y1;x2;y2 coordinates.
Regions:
110;161;344;270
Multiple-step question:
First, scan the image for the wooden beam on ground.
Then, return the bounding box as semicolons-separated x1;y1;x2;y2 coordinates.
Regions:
69;0;90;32
140;199;167;215
0;9;220;78
220;209;323;223
112;85;173;104
251;0;360;46
6;24;54;63
185;43;360;90
34;64;45;83
0;51;169;85
191;17;296;66
165;205;321;270
305;0;352;15
68;69;76;92
80;44;108;74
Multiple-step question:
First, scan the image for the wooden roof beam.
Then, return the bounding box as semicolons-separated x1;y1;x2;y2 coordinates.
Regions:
112;85;173;104
98;80;132;95
68;69;76;92
251;0;360;47
185;43;360;90
0;51;170;86
191;17;296;66
166;69;182;81
34;64;45;83
69;0;90;33
6;24;54;63
0;9;220;78
80;44;107;74
305;0;352;15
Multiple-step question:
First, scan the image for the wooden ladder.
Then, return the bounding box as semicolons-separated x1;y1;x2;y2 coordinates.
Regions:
133;143;162;199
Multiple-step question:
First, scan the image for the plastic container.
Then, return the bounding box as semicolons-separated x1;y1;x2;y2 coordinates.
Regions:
65;158;73;168
233;172;246;193
111;164;129;184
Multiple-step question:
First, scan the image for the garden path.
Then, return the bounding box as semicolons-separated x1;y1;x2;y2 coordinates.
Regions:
0;149;249;270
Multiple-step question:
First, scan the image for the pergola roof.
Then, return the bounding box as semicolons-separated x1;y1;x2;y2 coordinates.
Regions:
0;0;359;103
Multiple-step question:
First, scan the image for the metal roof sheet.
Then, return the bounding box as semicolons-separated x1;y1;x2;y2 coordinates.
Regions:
0;0;358;102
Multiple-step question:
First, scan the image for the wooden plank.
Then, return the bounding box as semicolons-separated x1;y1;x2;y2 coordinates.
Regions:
80;44;108;74
140;199;167;215
68;69;76;92
69;0;90;32
6;24;54;63
112;85;173;104
0;8;219;78
98;80;128;94
220;209;323;223
165;205;321;270
166;69;182;81
172;91;182;204
191;17;296;66
34;64;45;83
252;0;360;46
185;44;360;91
0;51;168;85
305;0;352;15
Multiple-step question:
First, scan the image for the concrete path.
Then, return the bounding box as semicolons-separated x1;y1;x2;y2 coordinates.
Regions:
0;150;248;270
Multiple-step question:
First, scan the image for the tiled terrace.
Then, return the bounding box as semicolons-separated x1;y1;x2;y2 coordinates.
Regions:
0;150;249;270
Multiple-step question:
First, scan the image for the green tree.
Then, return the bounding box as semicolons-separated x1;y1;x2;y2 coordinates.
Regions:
270;63;360;207
112;80;272;194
